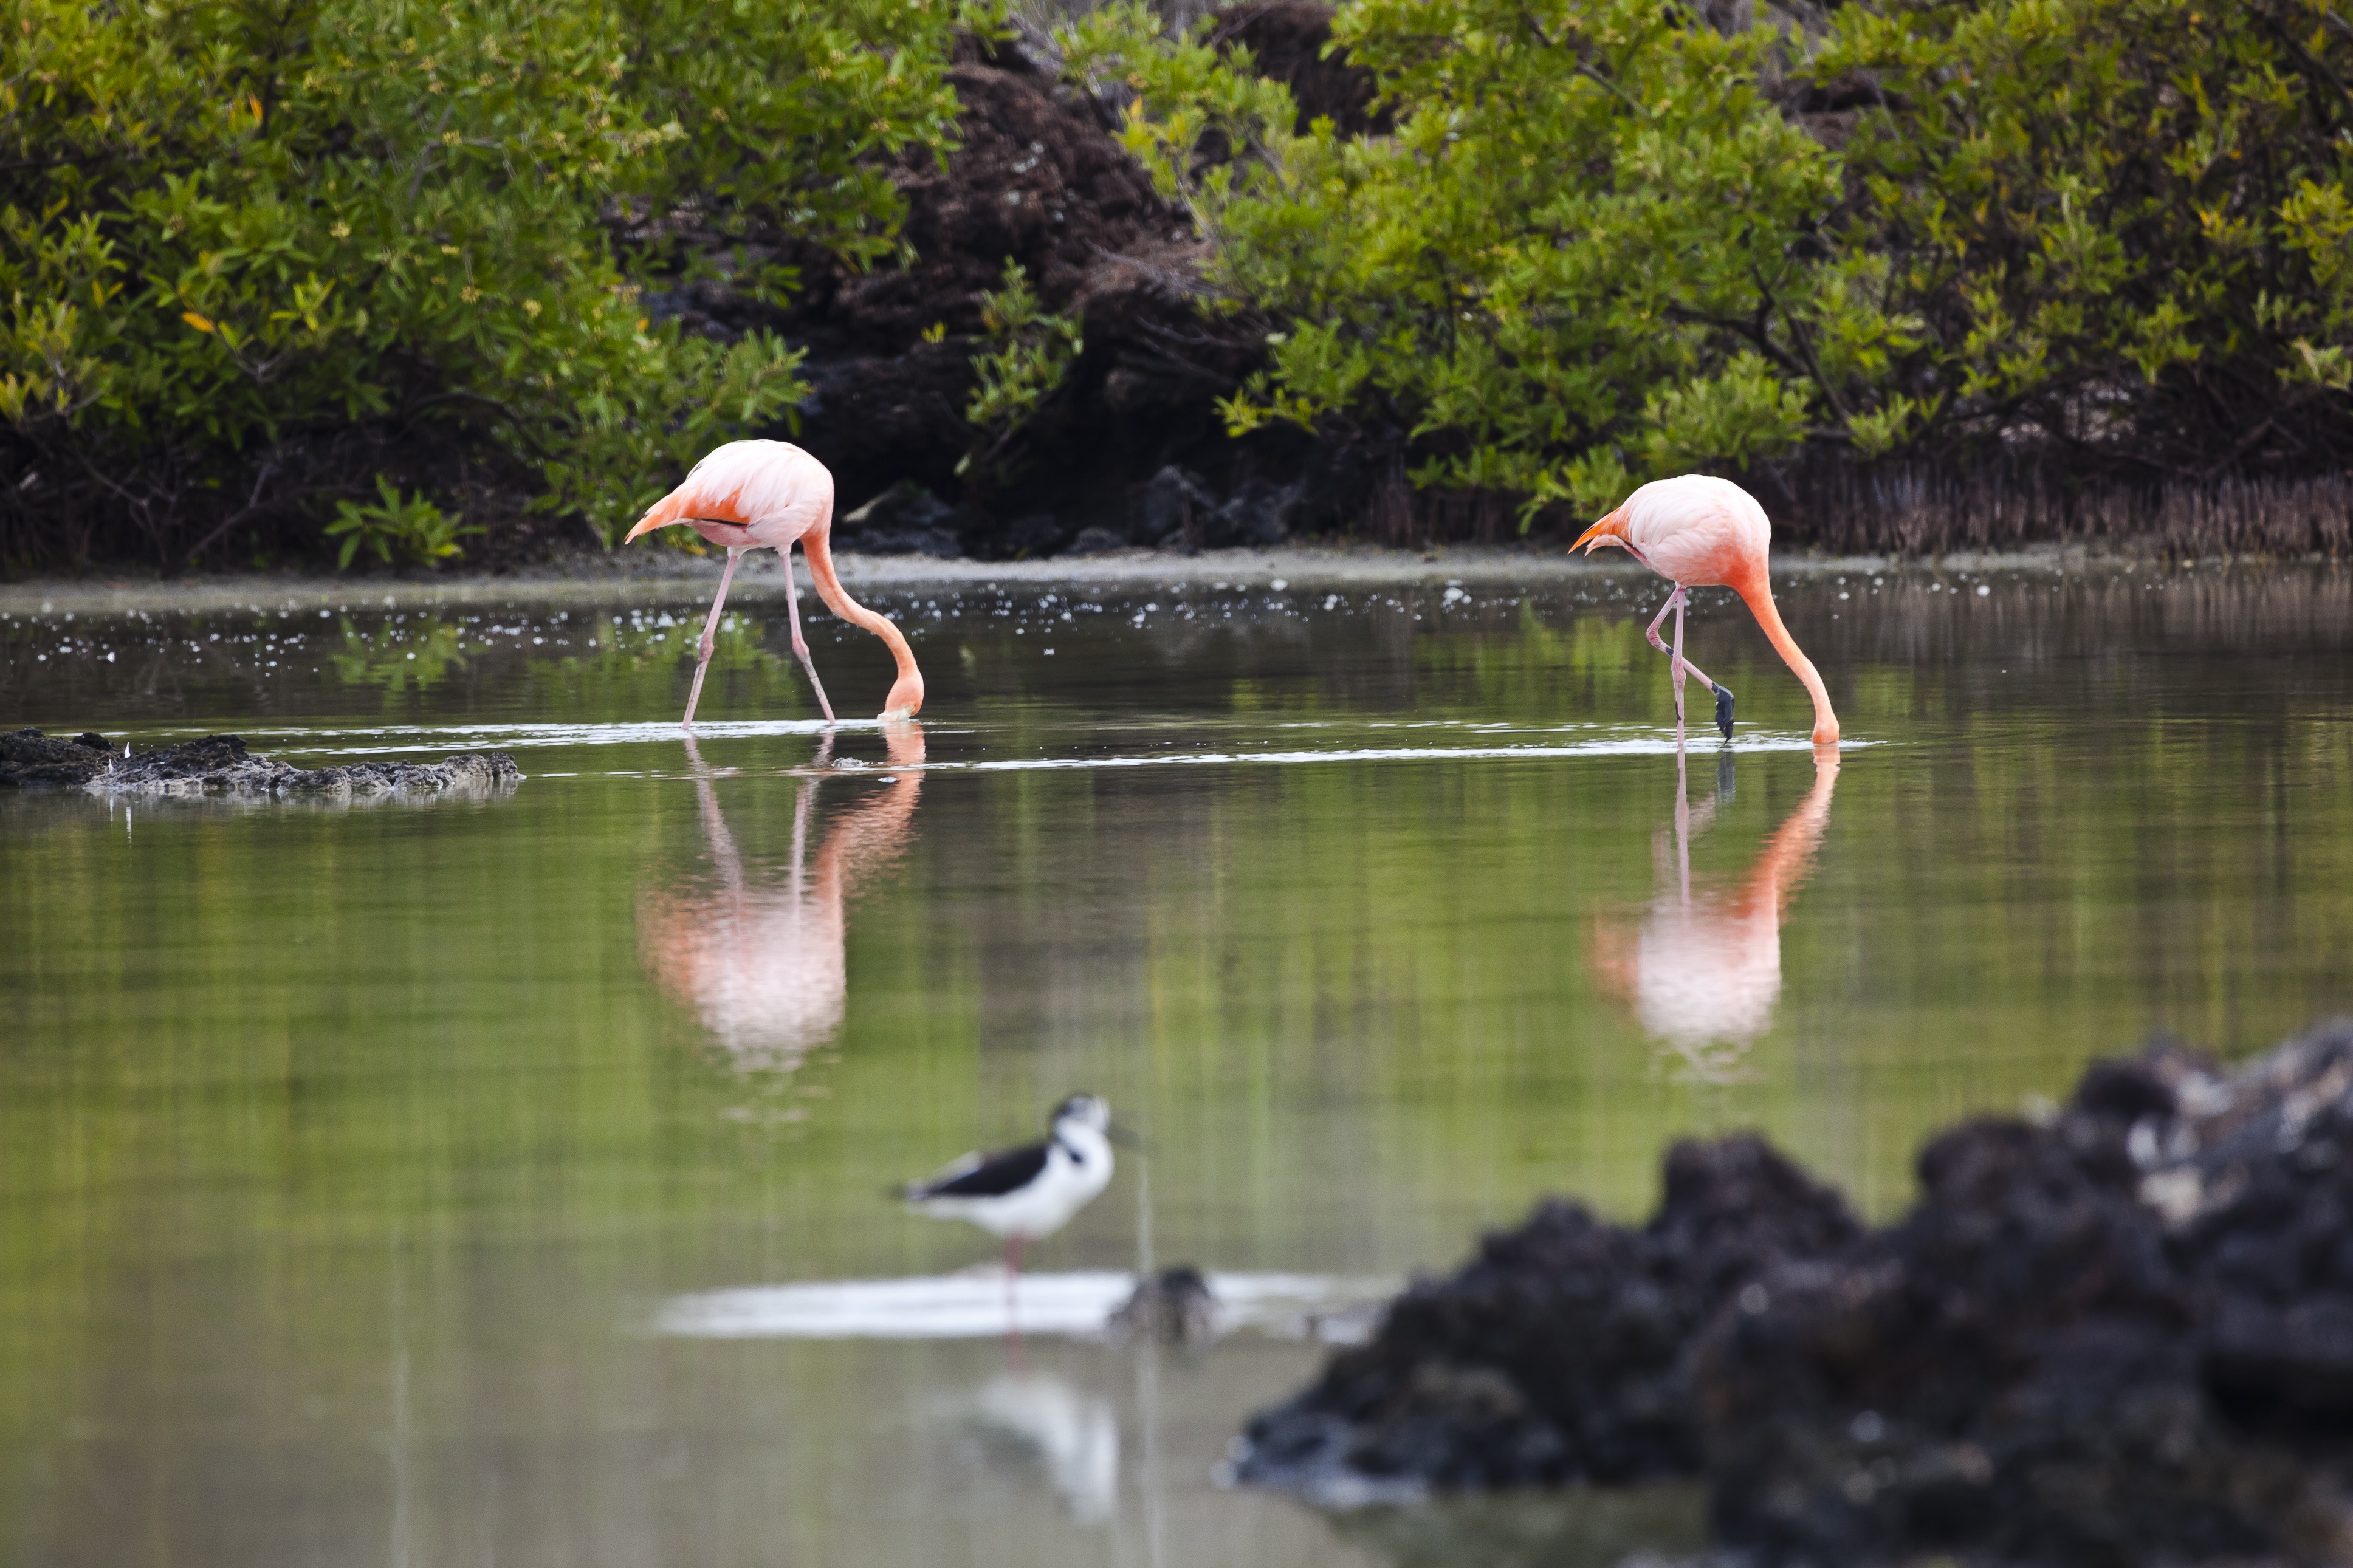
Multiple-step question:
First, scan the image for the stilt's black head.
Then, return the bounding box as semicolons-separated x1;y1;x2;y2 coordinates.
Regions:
1714;685;1736;741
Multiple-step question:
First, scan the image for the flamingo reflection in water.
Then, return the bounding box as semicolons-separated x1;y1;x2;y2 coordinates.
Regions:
1592;742;1841;1082
636;724;925;1072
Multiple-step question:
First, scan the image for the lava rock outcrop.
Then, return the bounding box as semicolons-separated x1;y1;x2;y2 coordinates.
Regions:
1236;1135;1860;1502
1;727;117;786
1238;1022;2353;1566
635;5;1397;557
3;729;523;798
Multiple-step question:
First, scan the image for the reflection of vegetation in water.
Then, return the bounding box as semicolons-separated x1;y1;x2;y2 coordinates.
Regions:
1324;1484;1711;1568
530;609;809;716
326;614;469;694
319;608;808;711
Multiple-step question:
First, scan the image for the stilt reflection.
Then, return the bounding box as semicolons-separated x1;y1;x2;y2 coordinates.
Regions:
636;724;924;1070
953;1370;1121;1525
1593;742;1841;1080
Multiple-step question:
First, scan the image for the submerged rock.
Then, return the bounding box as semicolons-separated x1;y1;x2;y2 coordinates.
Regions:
1238;1022;2353;1565
2;728;523;798
1108;1265;1220;1345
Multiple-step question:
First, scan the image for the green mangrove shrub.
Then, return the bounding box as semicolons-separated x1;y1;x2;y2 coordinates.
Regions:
0;0;970;569
325;476;480;567
958;259;1084;480
613;0;971;302
1066;0;2353;520
1810;0;2353;477
1063;0;1917;517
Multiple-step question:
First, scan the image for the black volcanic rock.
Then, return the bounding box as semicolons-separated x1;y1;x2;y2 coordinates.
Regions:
833;482;980;558
0;726;114;786
1234;1136;1860;1501
2;729;523;797
1206;2;1392;139
1238;1024;2353;1566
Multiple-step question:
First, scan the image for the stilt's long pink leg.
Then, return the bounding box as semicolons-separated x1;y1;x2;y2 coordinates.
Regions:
682;547;746;729
785;543;837;725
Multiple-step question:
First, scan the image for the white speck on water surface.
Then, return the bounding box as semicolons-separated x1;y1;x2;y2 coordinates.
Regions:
1269;578;1288;591
1976;584;1991;596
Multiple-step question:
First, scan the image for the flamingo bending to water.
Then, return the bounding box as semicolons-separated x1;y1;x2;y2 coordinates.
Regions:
1575;475;1839;744
625;440;925;727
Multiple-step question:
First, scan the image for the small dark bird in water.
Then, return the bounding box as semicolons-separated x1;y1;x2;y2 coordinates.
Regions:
1109;1265;1219;1345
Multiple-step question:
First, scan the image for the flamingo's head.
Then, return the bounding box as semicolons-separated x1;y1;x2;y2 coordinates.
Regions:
1572;506;1629;556
879;668;925;722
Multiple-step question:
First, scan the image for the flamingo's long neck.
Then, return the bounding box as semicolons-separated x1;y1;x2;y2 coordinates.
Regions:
1733;573;1840;744
799;526;925;716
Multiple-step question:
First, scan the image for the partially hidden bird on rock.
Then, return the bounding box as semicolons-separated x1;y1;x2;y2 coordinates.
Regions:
900;1095;1138;1282
1575;474;1840;745
624;440;925;728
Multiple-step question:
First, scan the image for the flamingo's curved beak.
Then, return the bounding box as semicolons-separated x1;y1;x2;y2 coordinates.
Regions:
1573;507;1628;556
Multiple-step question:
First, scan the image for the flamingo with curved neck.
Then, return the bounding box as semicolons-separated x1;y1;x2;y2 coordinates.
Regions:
1575;474;1839;745
624;440;924;727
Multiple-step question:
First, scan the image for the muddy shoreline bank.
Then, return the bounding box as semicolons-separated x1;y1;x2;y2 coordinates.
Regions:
1;539;2327;620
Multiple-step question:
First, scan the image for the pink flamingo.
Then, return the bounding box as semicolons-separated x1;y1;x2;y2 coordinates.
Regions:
624;440;926;727
1575;475;1840;744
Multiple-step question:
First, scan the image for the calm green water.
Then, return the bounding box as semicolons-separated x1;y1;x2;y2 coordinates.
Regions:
4;561;2352;1567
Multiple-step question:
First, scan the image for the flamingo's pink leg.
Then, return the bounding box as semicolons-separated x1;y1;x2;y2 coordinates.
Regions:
682;547;746;729
1643;586;1723;705
785;544;837;725
1671;591;1691;728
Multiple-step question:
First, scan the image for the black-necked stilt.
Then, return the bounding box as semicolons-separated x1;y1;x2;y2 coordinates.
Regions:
900;1095;1134;1278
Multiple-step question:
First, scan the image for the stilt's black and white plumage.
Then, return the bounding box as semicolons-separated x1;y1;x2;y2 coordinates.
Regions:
901;1096;1121;1272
